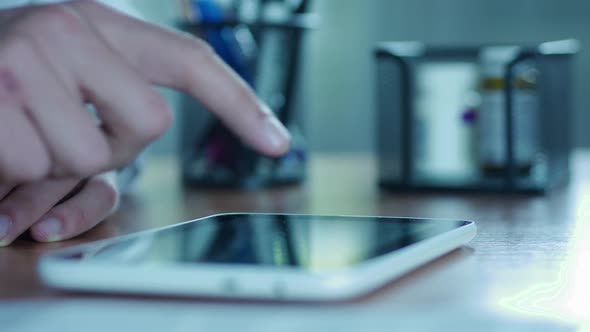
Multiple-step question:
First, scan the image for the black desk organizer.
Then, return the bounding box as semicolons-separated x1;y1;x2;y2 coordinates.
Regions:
376;40;579;193
177;12;317;189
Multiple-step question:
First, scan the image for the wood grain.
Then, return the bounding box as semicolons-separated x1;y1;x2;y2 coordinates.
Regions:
1;152;588;329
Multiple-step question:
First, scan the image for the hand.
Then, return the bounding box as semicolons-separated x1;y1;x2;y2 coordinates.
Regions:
0;0;290;182
0;172;119;246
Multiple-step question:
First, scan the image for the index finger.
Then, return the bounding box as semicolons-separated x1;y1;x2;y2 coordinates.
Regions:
70;1;291;157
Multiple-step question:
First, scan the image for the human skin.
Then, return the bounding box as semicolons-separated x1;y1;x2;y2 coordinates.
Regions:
0;1;291;246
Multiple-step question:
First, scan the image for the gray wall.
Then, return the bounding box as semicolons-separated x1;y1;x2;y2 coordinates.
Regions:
138;0;590;155
305;0;590;152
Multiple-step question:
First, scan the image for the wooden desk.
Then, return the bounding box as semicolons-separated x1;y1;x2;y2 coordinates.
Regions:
1;153;588;331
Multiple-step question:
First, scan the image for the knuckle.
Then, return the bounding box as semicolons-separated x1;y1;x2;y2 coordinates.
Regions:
133;92;172;144
187;37;215;57
64;138;111;176
0;153;50;183
181;37;216;71
20;156;51;182
176;37;219;89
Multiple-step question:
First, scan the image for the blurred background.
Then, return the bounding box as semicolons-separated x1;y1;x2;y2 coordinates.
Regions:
127;0;589;155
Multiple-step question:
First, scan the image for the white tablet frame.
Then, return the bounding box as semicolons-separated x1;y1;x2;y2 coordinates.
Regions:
39;213;476;301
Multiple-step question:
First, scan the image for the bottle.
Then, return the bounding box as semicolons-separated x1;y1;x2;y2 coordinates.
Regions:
478;47;538;176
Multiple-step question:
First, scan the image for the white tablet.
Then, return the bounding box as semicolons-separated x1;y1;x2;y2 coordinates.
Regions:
39;213;476;301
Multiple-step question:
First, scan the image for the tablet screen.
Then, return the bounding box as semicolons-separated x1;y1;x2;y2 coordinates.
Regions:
66;215;470;272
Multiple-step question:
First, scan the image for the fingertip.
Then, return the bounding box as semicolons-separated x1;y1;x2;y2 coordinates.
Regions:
263;116;291;156
31;175;119;242
31;217;63;242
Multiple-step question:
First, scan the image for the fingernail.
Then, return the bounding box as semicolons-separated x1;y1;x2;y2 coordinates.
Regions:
265;116;291;153
36;217;62;242
0;215;11;246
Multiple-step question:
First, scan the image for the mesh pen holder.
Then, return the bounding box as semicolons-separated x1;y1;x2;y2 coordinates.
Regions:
376;40;579;193
178;15;317;189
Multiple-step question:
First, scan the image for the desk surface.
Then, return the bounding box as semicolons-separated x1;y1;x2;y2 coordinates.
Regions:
1;153;589;331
